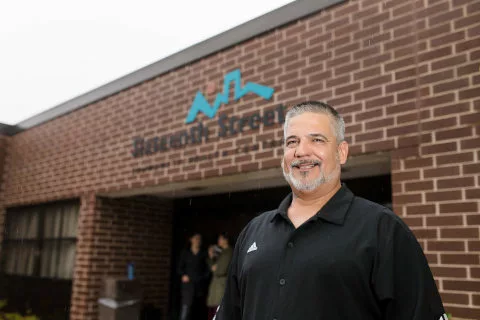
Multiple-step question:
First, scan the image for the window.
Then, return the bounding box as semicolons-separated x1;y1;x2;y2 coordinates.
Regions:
2;201;79;279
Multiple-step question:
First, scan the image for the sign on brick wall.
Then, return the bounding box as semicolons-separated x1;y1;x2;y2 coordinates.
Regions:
131;69;285;160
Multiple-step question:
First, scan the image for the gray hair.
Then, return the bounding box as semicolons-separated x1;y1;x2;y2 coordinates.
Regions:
283;101;345;143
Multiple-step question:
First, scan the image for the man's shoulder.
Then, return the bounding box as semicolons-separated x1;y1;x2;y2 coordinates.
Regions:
350;195;399;221
250;209;278;226
236;209;278;239
351;195;391;214
350;195;409;229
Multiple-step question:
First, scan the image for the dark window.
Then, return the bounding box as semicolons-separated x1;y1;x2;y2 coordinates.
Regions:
2;201;79;279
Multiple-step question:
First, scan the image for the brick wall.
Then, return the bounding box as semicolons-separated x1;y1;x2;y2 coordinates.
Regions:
2;0;478;205
70;193;173;320
0;0;479;318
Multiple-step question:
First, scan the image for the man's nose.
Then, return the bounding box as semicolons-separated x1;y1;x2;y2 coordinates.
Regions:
294;140;311;157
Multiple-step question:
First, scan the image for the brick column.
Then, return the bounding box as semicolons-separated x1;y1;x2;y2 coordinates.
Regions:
70;192;98;320
70;194;173;320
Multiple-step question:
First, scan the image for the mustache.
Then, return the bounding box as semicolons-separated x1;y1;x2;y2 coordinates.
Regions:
290;159;321;168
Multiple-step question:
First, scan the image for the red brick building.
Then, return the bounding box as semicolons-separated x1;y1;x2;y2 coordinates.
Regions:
0;0;479;319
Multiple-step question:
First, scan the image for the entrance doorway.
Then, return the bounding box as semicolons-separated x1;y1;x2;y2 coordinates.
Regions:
168;174;392;319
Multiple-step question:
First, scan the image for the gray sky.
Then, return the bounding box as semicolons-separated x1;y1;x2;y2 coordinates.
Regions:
0;0;293;125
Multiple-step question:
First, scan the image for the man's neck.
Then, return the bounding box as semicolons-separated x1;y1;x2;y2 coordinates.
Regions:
287;181;341;228
191;245;200;253
291;182;341;207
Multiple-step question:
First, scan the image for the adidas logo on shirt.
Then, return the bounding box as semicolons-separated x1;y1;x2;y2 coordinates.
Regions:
247;242;258;253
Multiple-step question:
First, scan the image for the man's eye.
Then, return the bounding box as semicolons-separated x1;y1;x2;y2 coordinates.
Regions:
313;138;326;143
286;140;298;146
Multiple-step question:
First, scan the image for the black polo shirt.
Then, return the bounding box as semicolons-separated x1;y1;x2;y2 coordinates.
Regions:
215;184;446;320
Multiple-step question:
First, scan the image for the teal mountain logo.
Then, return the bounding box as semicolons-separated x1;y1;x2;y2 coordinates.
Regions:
185;69;274;124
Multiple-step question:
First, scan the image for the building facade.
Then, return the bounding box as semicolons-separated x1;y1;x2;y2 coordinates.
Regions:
1;0;479;319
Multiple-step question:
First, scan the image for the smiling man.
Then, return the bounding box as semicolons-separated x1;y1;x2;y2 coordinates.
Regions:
214;101;447;320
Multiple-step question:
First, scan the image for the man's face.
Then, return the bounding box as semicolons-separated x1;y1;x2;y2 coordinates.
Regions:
190;234;202;247
282;112;348;192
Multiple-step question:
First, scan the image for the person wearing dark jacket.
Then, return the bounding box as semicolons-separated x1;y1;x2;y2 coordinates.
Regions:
177;232;210;320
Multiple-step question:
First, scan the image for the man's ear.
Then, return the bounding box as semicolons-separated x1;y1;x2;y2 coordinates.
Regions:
337;140;349;165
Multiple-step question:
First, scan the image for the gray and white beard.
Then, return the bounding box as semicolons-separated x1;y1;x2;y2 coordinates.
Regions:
282;160;338;192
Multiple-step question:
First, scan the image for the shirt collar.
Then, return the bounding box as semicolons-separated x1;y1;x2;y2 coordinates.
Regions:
270;183;354;225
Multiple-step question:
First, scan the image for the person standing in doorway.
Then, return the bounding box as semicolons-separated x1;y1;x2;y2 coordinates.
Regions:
207;233;233;320
177;232;209;320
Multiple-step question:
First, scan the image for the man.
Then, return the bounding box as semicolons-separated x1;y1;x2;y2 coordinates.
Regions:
214;101;447;320
177;232;209;320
